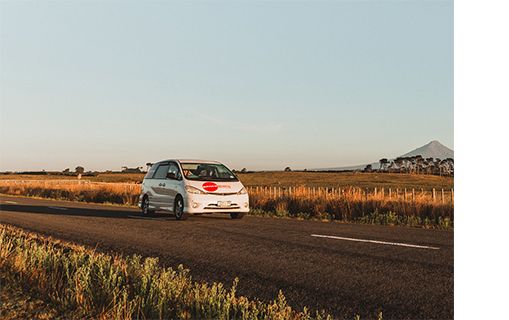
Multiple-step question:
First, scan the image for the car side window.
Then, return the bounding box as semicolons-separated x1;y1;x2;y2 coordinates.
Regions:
168;162;181;180
153;163;170;179
145;164;158;179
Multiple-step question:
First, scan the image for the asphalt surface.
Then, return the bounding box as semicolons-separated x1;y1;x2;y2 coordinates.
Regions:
0;195;453;319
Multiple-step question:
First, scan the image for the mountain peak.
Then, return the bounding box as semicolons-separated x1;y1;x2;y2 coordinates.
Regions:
402;140;453;159
427;140;442;146
314;140;454;171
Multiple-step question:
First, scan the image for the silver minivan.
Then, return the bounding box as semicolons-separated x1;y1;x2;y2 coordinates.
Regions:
138;159;249;220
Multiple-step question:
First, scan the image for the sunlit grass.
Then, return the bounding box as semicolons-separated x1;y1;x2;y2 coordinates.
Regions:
248;186;453;228
0;181;453;228
0;171;454;189
0;224;333;319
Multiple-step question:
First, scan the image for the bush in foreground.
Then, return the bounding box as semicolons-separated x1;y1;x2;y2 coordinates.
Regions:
0;224;332;320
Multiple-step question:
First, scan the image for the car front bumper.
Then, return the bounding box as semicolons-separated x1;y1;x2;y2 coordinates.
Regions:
185;193;249;214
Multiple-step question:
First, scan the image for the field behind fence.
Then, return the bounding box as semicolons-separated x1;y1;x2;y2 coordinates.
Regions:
0;180;141;206
0;180;453;228
247;185;454;204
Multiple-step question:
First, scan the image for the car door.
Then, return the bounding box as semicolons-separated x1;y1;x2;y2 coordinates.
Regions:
163;162;182;212
142;163;158;204
150;162;171;209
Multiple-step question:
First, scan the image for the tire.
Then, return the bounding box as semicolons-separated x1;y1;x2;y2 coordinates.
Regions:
174;196;188;220
230;212;245;219
141;196;155;216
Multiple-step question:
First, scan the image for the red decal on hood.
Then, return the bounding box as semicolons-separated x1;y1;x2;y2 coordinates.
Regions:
202;182;218;192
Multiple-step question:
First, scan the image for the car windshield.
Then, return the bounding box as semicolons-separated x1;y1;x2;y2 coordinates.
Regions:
180;163;238;181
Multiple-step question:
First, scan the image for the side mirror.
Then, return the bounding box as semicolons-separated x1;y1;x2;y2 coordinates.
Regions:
166;172;177;180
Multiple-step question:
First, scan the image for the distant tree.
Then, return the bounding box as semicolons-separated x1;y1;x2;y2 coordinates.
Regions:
425;157;434;174
240;168;247;173
303;168;307;172
363;164;373;173
63;168;70;174
284;167;292;172
445;158;454;176
392;158;400;173
75;166;85;174
379;158;389;172
434;158;442;175
414;155;424;174
387;160;397;172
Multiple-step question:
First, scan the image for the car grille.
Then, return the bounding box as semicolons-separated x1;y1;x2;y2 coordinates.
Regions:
206;192;238;196
204;203;240;210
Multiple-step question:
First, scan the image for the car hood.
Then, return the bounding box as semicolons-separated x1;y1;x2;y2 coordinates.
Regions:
185;180;245;194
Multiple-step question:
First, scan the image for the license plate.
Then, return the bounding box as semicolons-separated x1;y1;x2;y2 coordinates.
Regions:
217;201;231;208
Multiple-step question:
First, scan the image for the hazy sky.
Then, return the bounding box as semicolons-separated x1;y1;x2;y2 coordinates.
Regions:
0;0;453;171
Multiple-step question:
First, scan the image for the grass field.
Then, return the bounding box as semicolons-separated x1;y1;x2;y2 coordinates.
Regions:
249;187;453;228
0;171;454;189
0;171;453;228
0;179;453;228
0;173;144;183
0;224;332;320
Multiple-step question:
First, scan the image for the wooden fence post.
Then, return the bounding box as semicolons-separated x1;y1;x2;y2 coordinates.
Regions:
432;188;436;202
451;188;454;203
441;188;445;204
389;188;392;199
412;188;415;202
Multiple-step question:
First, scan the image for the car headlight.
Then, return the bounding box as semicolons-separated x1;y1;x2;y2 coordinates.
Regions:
185;186;205;194
237;187;247;195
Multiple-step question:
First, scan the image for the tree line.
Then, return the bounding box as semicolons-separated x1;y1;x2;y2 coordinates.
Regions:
363;155;454;176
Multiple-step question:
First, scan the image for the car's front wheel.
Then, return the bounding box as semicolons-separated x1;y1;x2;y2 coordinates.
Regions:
141;196;155;216
174;196;188;220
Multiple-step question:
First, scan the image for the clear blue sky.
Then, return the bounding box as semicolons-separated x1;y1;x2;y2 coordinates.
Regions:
0;0;453;171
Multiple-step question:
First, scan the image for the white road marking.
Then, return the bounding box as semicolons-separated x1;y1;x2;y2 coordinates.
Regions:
4;201;18;204
311;234;440;250
48;206;68;211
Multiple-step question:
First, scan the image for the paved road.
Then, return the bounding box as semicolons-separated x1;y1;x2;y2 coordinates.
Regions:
0;196;453;319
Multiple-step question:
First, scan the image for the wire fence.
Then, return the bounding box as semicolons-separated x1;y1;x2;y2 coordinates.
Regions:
246;186;454;204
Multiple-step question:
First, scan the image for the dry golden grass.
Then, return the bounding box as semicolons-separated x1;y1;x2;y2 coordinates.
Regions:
0;180;140;205
0;224;333;319
0;171;453;189
0;277;59;320
238;171;454;189
0;173;143;183
248;186;453;228
0;180;453;228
